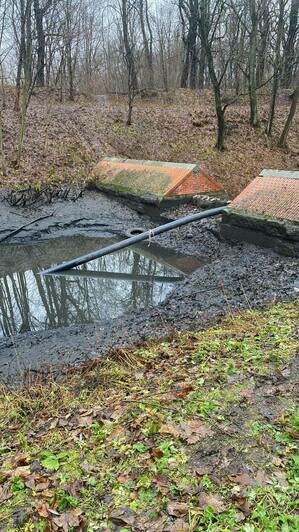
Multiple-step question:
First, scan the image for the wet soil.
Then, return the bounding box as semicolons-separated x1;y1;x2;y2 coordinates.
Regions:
0;189;298;383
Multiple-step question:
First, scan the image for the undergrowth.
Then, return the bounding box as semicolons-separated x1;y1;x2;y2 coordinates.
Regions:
0;301;298;530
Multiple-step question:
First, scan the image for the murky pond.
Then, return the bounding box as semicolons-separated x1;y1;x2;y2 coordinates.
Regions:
0;236;201;337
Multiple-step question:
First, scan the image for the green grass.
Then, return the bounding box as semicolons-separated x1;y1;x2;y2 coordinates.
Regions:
0;301;298;530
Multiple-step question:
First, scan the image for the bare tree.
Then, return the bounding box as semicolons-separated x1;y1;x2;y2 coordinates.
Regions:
248;0;259;126
198;0;240;150
120;0;138;124
282;0;298;88
278;85;299;146
266;0;285;136
33;0;52;86
139;0;154;89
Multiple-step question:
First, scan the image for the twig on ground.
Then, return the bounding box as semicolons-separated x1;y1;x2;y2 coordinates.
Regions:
0;212;55;244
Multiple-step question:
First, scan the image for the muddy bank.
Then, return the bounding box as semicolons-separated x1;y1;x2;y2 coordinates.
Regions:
0;190;298;383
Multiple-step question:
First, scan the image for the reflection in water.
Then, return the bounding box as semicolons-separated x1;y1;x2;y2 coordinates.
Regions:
0;236;191;337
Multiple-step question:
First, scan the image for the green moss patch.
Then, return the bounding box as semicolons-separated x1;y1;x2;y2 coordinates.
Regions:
101;169;172;198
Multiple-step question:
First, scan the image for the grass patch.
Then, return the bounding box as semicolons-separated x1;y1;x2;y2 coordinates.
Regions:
0;302;298;530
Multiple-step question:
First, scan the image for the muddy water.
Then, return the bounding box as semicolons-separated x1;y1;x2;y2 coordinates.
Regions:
0;236;201;337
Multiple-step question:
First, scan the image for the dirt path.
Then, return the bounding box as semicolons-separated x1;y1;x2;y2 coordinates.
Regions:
0;191;298;383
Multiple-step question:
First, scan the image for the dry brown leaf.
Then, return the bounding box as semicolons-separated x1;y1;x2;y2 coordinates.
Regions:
35;480;50;492
194;465;215;476
198;493;225;514
172;383;194;398
109;507;136;527
180;419;213;444
36;501;50;518
254;470;270;486
10;453;30;467
167;501;189;517
77;415;94;427
228;473;255;486
0;483;12;503
168;518;190;531
25;476;36;489
155;474;171;495
229;470;270;488
159;422;181;438
52;509;84;531
10;466;32;479
41;489;54;498
231;492;251;515
151;447;164;458
273;471;289;488
272;456;283;467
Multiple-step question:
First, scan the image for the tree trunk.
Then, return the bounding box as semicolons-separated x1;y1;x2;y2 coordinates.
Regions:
189;0;198;89
121;0;137;123
215;97;225;151
256;0;269;86
266;0;284;136
139;0;154;89
33;0;46;86
278;86;299;147
248;0;259;127
198;44;205;88
282;0;298;88
180;40;190;88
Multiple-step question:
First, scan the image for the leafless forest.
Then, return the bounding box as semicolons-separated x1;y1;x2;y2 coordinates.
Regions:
0;0;298;191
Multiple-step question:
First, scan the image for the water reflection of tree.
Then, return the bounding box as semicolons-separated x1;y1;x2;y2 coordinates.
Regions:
0;248;175;337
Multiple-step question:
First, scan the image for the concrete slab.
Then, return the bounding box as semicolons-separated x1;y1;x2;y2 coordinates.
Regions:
92;157;224;206
260;169;299;180
221;170;299;256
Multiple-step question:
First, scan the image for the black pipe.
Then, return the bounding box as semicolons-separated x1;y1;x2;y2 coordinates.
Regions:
40;206;225;275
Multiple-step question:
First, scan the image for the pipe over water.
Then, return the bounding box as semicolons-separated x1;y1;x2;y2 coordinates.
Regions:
40;206;225;275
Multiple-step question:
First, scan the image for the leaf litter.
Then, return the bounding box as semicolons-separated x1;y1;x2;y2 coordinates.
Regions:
0;302;298;530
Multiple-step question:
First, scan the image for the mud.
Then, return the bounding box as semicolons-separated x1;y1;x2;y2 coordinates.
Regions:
0;189;298;383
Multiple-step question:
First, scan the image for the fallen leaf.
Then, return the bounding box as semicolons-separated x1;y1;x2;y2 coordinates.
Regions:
231;492;250;515
35;480;50;491
235;511;246;523
10;466;31;479
41;489;54;498
228;473;255;486
109;507;136;527
169;518;190;531
36;501;50;518
52;509;84;531
154;474;171;495
180;419;213;444
198;493;225;514
229;470;270;487
167;501;189;517
151;447;164;458
117;474;131;484
254;470;270;486
272;456;283;467
172;383;194;398
239;388;253;400
24;476;36;489
0;483;12;503
159;422;181;438
77;415;94;427
194;465;215;476
273;471;289;488
11;453;30;467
